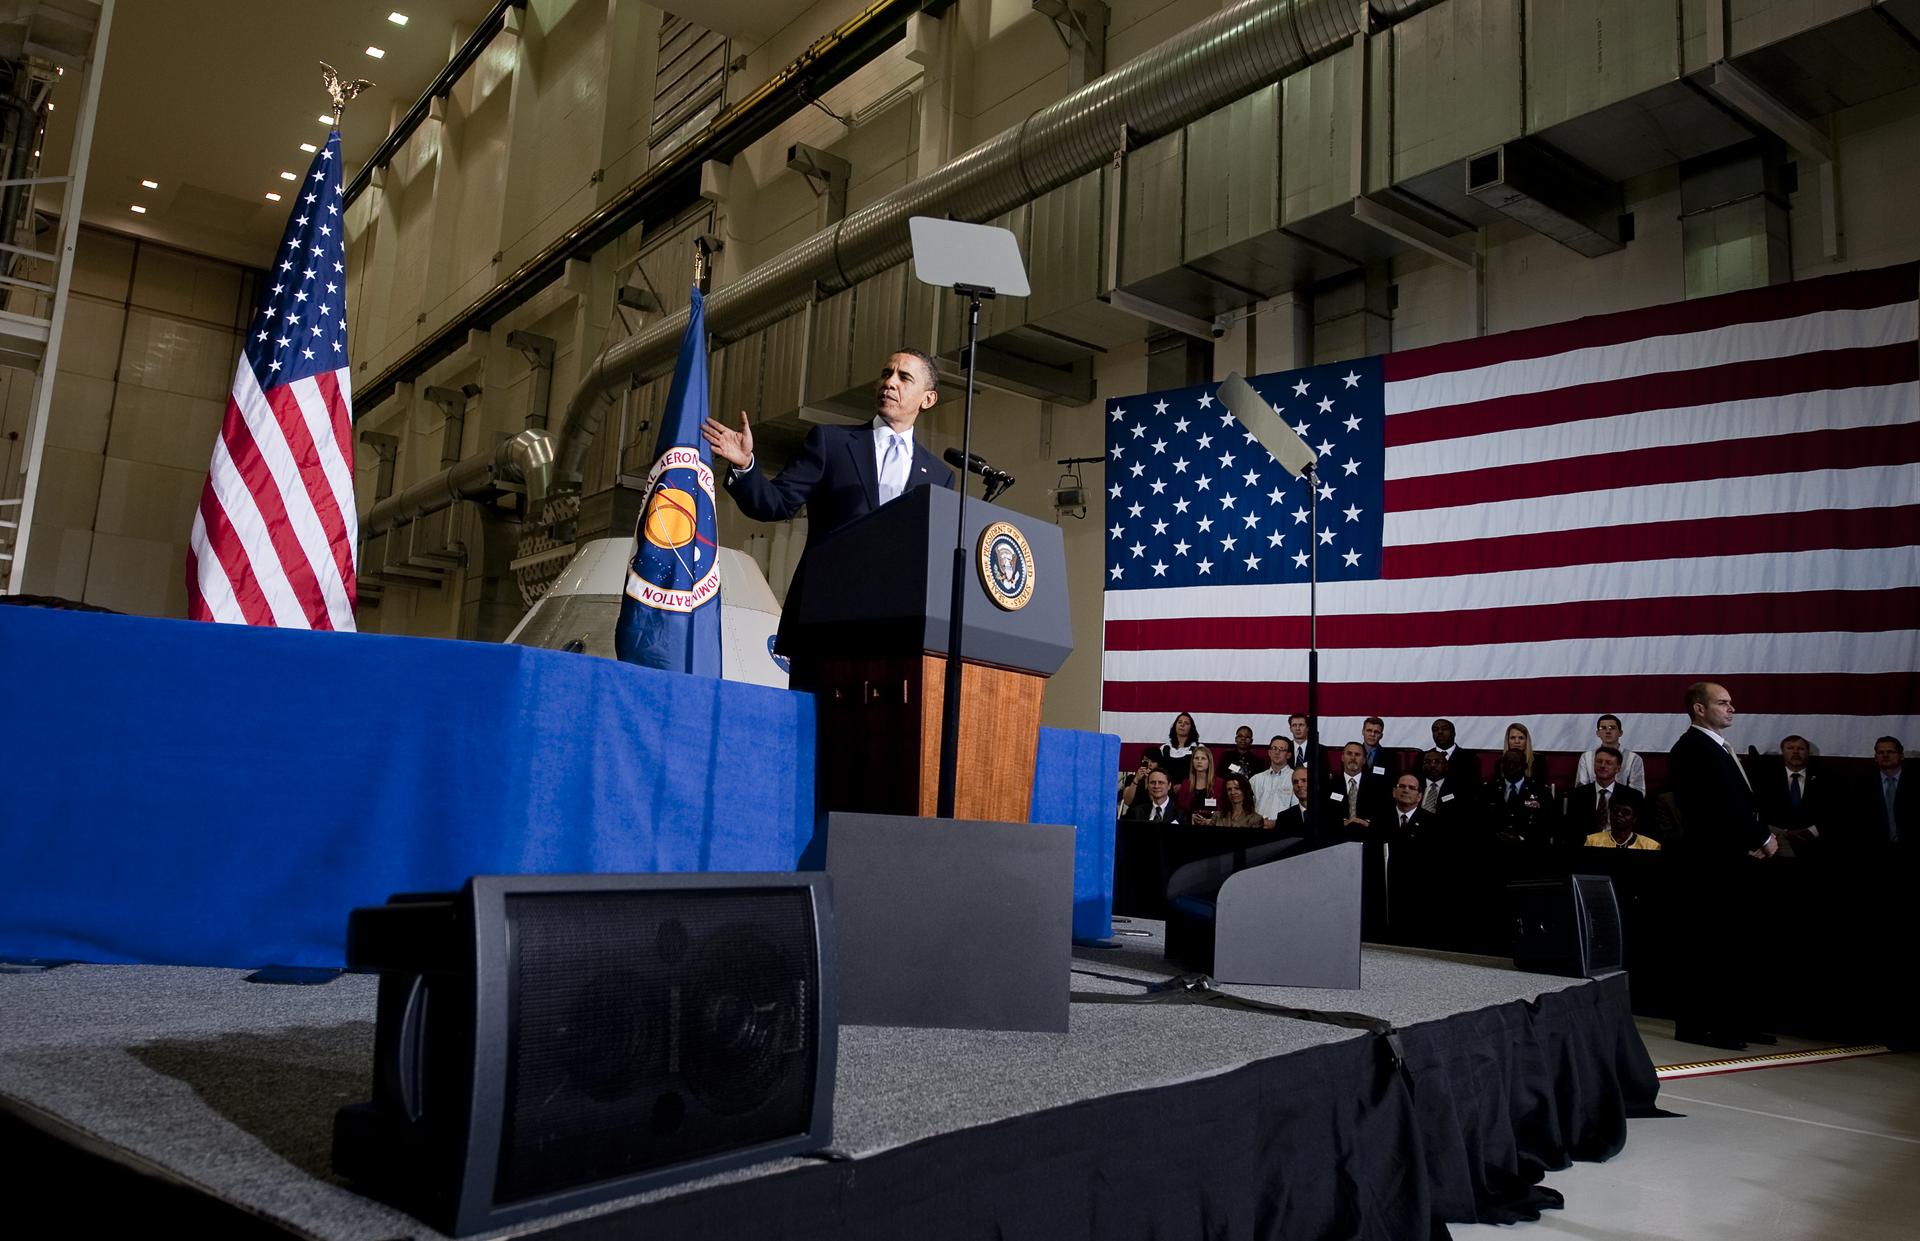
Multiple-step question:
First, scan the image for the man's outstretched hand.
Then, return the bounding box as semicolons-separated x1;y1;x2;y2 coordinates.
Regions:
701;410;754;469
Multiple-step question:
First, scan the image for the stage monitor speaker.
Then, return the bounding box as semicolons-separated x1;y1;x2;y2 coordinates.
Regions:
332;873;836;1236
1508;874;1622;979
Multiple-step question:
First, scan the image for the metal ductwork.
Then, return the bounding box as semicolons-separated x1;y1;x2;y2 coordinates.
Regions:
365;427;553;537
553;0;1447;487
1465;141;1626;258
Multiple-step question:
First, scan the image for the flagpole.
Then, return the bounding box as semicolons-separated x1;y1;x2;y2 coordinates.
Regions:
1306;458;1321;817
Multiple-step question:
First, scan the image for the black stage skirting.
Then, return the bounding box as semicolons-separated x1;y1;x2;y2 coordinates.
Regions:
1;934;1655;1240
1117;822;1918;1042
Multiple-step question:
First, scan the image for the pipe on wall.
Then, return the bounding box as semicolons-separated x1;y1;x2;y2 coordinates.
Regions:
550;0;1446;486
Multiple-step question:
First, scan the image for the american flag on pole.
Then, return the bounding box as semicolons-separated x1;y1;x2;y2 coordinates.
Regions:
1103;263;1920;761
187;131;357;629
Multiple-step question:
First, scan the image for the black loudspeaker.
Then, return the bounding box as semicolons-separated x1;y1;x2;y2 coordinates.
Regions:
1508;874;1623;979
332;873;836;1236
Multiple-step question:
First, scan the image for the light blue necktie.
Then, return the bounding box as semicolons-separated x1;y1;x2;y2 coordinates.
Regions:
1887;776;1900;841
878;432;907;504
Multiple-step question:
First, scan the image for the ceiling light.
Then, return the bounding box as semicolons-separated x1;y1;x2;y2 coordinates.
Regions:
140;178;158;189
279;171;297;181
300;143;317;153
129;204;146;214
319;114;337;125
388;11;408;25
365;46;386;59
266;192;282;202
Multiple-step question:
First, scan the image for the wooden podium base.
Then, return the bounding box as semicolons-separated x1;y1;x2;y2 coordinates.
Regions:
803;652;1044;823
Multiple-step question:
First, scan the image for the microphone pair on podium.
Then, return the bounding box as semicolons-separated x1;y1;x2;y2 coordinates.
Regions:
943;447;1015;489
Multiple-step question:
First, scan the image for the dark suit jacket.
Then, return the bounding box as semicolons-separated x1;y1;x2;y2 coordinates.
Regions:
1417;777;1474;830
1125;797;1186;825
1667;727;1769;861
1272;804;1330;849
1561;783;1647;847
1437;746;1480;786
1328;770;1393;829
726;423;954;655
1859;766;1920;847
1755;765;1831;831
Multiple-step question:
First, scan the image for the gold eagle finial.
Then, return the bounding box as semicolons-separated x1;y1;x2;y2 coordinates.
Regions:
319;61;375;117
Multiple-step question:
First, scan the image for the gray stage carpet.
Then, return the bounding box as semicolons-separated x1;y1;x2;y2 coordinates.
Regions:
0;929;1585;1239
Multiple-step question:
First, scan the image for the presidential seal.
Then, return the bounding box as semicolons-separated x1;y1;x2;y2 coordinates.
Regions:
977;520;1035;611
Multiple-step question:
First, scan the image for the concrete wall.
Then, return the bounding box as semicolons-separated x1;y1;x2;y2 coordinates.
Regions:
4;228;256;613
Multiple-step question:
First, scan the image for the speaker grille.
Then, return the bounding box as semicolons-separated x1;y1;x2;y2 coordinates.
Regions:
495;888;819;1204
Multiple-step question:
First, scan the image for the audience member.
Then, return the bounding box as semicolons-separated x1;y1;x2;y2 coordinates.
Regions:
1271;766;1327;846
1288;713;1311;751
1503;722;1547;783
1668;680;1774;1052
1221;725;1268;780
1575;714;1648;793
1415;749;1471;829
1868;736;1916;847
1757;734;1829;856
1386;773;1436;838
1157;712;1198;785
1179;744;1224;824
1216;772;1265;827
1429;719;1476;785
1251;736;1298;823
1483;747;1552;845
1360;717;1389;774
1562;746;1646;847
1126;769;1184;823
1117;753;1159;816
1332;742;1392;833
1585;799;1661;850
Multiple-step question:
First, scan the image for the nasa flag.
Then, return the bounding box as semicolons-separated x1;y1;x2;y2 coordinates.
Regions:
614;287;722;676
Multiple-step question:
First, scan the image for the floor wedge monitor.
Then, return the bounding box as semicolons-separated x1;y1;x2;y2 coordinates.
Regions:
332;873;837;1235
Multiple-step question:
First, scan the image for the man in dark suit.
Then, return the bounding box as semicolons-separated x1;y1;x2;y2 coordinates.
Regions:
1429;718;1477;786
1866;736;1918;848
1561;746;1646;848
1755;734;1832;856
1124;769;1186;824
1331;742;1393;835
702;348;955;668
1667;680;1776;1051
1413;749;1473;832
1271;766;1329;847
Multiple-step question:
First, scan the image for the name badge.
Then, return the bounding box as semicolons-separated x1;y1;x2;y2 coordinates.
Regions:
1371;765;1386;776
1440;793;1455;803
1328;791;1345;802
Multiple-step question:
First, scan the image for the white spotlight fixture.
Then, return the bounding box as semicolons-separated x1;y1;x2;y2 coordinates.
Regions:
279;171;297;181
300;143;317;153
140;178;158;189
266;192;283;202
129;204;146;214
319;114;337;125
388;11;409;25
365;46;386;59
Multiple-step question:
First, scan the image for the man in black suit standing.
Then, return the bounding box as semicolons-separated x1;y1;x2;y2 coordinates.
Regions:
1867;736;1918;848
702;349;956;672
1667;680;1776;1051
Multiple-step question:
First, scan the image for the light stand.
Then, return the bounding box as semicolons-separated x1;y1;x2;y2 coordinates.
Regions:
908;217;1031;819
937;283;991;817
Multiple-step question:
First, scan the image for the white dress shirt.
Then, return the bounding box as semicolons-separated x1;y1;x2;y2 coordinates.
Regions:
1251;767;1297;819
872;416;914;504
1575;746;1647;793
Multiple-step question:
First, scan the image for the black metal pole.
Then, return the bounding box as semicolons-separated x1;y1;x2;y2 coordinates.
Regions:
1305;461;1322;818
936;288;988;818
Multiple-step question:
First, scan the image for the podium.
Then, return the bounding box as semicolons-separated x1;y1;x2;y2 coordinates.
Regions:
783;485;1072;822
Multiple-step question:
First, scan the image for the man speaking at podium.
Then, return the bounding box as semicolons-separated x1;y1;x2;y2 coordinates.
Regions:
701;349;956;664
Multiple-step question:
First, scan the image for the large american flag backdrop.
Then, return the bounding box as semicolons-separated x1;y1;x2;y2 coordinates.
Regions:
1102;263;1919;761
187;131;357;629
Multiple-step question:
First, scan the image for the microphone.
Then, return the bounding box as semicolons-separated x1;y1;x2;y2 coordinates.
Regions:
943;447;1014;487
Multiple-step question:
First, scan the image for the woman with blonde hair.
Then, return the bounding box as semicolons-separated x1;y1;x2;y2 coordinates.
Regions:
1504;722;1546;782
1179;744;1224;824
